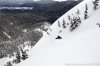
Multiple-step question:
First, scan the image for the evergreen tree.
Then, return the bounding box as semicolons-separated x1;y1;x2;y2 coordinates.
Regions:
21;49;28;60
68;15;71;21
70;18;73;25
62;19;67;29
84;4;88;19
77;17;81;23
58;20;61;27
92;0;99;10
69;16;81;31
16;52;21;63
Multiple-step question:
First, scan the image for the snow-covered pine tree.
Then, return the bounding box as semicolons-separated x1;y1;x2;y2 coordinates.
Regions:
92;0;99;10
69;16;81;31
84;4;88;19
70;17;73;25
77;16;81;23
58;20;61;28
16;52;21;63
70;17;76;31
62;19;67;29
21;49;28;60
68;15;71;21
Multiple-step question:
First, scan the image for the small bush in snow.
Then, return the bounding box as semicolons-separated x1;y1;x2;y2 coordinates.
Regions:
92;0;99;10
76;9;80;15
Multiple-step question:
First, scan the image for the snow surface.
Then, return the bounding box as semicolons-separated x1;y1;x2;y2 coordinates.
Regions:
1;0;100;66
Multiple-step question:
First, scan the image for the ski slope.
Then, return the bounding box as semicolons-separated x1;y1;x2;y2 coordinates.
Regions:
16;0;100;66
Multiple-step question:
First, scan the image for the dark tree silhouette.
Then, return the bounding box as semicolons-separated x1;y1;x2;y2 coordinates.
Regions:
58;20;61;27
21;49;28;60
92;0;99;10
62;19;67;29
70;16;81;31
16;52;21;63
68;15;71;21
84;4;88;19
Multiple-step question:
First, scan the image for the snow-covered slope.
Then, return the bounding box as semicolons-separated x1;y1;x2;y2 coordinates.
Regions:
16;0;100;66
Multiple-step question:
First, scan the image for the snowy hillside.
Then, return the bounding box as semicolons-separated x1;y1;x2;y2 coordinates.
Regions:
13;0;100;66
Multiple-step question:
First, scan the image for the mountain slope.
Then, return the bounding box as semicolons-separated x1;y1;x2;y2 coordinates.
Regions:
16;0;100;66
